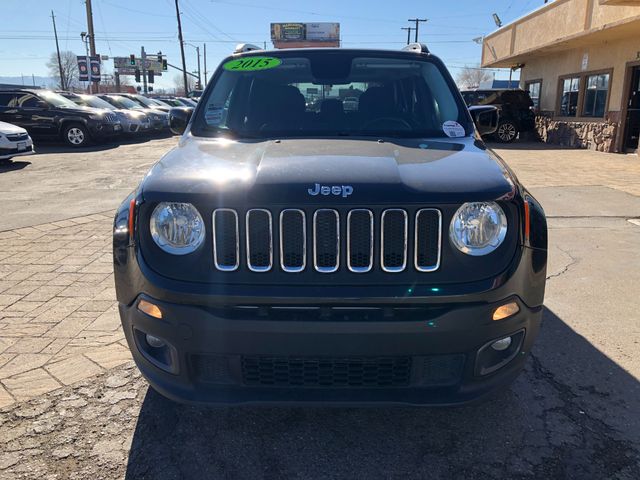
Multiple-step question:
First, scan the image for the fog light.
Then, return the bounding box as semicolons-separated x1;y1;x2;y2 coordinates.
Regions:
138;299;163;319
145;334;166;348
492;302;519;321
491;337;512;351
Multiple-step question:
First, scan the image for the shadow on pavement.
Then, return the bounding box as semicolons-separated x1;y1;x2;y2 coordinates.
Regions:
33;132;175;155
0;160;31;173
124;307;639;479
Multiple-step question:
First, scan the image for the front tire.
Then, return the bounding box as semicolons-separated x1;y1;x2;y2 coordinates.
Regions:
495;121;518;143
63;123;91;147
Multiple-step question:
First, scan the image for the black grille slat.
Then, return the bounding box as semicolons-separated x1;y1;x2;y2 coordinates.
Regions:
381;209;408;272
415;209;441;271
280;210;306;272
348;209;373;272
242;356;412;387
213;209;239;271
314;209;339;273
246;209;272;271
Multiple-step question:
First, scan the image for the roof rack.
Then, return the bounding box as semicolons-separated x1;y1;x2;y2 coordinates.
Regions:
402;43;429;54
233;43;263;54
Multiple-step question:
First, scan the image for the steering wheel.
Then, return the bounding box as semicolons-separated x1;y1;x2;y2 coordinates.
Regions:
360;117;413;131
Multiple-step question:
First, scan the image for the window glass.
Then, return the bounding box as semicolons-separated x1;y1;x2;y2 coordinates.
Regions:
192;53;470;139
15;93;42;108
526;81;541;110
0;93;15;107
560;77;580;116
582;73;609;117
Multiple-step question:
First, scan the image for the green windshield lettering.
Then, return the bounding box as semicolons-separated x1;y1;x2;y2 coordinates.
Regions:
223;57;282;72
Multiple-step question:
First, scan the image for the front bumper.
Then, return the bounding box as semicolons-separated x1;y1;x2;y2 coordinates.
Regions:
119;293;542;406
89;122;123;138
0;142;34;160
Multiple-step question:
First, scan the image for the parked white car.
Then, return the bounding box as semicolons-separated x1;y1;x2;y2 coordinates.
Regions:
0;121;34;162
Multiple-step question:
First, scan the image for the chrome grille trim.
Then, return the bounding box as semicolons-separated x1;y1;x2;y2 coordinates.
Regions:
212;208;239;271
245;209;273;272
380;209;408;273
279;209;306;273
313;209;340;273
347;209;374;273
414;209;442;272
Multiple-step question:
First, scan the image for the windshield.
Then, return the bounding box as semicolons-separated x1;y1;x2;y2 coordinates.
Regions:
192;52;470;139
132;95;160;108
158;98;183;107
106;96;144;110
38;91;79;108
77;95;116;110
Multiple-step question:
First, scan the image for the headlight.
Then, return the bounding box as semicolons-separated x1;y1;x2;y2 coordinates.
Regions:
449;202;507;256
150;202;205;255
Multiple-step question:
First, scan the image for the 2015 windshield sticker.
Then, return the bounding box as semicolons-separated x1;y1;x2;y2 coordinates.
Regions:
442;120;466;138
223;57;282;72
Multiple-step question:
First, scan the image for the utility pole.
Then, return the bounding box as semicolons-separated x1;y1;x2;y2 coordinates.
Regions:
85;0;97;93
203;43;207;87
408;18;428;43
51;11;66;90
141;46;148;94
401;27;413;45
196;45;201;89
174;0;189;95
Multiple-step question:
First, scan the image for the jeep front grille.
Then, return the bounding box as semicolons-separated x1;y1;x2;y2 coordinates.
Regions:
212;208;441;274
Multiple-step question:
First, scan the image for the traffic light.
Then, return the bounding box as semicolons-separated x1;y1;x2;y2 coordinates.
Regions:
134;68;141;83
162;59;168;71
148;86;153;92
129;54;136;66
148;70;154;84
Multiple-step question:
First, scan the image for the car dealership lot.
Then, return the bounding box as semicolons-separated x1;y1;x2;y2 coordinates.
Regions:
0;140;639;478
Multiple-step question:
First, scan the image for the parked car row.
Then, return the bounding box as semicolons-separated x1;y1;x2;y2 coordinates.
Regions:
0;88;194;151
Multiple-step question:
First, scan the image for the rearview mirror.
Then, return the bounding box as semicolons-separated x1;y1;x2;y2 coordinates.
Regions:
468;105;499;136
169;107;193;135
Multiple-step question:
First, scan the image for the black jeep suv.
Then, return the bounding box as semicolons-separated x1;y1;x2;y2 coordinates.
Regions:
0;89;122;147
114;44;547;406
461;89;536;143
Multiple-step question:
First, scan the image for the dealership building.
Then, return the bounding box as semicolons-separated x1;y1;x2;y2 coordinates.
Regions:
482;0;640;153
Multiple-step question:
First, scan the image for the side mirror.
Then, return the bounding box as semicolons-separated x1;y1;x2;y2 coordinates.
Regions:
34;100;48;109
169;107;193;135
469;105;499;136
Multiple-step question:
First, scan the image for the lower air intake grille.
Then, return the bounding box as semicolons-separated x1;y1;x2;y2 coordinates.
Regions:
242;356;412;387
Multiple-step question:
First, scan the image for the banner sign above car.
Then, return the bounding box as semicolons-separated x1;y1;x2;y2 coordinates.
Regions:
270;22;340;49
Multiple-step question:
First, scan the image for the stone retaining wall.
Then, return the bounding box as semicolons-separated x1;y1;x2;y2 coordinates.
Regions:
535;114;619;152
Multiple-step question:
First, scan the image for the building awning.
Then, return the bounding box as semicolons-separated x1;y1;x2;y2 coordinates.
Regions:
482;0;640;68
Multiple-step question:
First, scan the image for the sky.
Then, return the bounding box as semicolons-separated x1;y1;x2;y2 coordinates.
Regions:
0;0;545;91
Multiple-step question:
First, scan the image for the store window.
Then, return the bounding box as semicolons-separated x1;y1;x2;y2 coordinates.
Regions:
526;81;541;111
582;73;609;117
560;77;580;117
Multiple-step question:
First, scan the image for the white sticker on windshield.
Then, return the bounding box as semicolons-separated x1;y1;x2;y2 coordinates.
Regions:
205;105;224;126
442;120;466;138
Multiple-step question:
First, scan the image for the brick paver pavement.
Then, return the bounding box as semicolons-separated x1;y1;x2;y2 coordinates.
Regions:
0;213;131;407
0;142;637;410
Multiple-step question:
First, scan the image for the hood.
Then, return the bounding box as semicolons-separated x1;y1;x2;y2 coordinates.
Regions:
0;121;27;135
141;136;516;205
